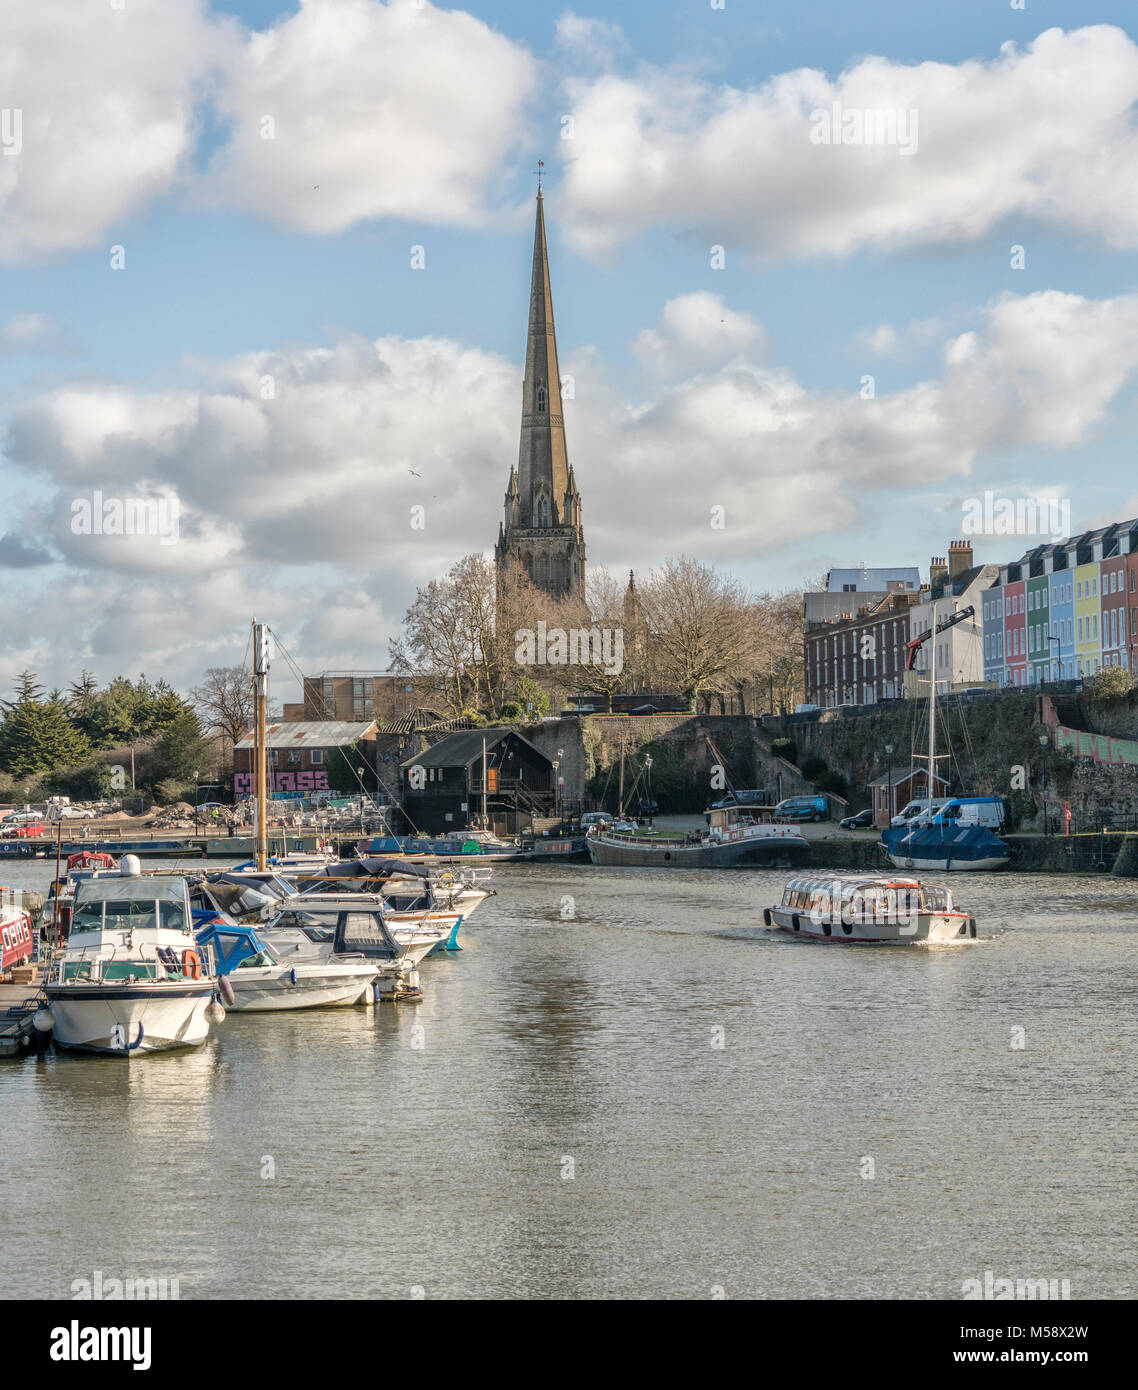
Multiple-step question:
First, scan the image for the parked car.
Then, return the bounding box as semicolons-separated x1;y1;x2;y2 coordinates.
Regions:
774;795;830;823
710;789;769;810
839;809;874;830
55;806;96;820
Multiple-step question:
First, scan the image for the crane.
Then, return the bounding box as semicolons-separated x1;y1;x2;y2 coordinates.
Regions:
905;605;975;670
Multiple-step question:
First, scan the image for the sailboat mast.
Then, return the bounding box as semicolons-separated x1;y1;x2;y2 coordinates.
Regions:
253;620;270;872
482;736;488;828
926;600;937;817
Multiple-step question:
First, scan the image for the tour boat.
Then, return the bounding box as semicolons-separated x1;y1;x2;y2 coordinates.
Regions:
41;860;221;1054
765;873;978;944
585;805;809;869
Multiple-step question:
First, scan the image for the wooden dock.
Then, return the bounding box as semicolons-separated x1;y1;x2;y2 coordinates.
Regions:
0;978;43;1056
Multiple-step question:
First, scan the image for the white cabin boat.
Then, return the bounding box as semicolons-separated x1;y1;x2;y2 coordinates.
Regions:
765;873;977;944
42;865;219;1053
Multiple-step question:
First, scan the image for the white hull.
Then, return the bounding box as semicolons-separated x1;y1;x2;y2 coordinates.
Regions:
884;852;1007;873
226;963;376;1011
45;985;213;1054
769;905;975;945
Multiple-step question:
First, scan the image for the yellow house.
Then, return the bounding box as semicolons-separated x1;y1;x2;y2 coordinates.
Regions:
1073;562;1101;675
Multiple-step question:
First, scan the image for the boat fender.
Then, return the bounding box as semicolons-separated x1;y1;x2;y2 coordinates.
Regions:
218;975;236;1007
968;917;976;939
32;1006;54;1034
181;949;203;981
762;908;772;927
289;968;298;986
791;914;800;932
205;1000;226;1024
822;922;831;937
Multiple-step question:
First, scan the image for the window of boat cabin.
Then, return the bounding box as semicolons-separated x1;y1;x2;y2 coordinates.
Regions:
341;911;390;950
160;900;187;931
103;898;159;930
272;908;337;938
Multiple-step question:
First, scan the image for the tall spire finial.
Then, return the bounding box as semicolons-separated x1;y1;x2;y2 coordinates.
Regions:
535;158;544;195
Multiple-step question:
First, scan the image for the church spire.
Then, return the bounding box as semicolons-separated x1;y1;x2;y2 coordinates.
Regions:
495;185;585;601
517;185;570;527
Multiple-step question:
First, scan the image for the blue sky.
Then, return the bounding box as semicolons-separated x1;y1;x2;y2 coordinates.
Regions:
2;0;1137;702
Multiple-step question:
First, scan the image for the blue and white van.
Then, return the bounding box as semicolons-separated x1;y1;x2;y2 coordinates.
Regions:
924;796;1008;831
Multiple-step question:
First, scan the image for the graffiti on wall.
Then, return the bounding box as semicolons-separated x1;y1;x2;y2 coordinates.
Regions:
234;770;331;795
1054;726;1138;767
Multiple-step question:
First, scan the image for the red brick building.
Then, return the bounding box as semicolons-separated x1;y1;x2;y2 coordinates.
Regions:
803;591;920;708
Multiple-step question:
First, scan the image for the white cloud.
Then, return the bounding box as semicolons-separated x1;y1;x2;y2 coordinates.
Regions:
0;0;225;265
558;25;1138;259
0;0;537;263
0;313;76;355
4;289;1137;688
206;0;538;233
555;12;626;68
633;292;766;372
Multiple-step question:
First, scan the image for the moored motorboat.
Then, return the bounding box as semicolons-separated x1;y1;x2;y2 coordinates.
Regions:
766;873;977;944
258;895;441;997
194;918;379;1011
41;860;221;1054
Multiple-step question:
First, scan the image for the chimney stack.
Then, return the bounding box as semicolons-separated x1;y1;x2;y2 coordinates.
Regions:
948;539;973;579
929;556;948;588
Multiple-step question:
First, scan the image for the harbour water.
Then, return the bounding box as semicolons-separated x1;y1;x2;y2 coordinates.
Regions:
1;858;1133;1300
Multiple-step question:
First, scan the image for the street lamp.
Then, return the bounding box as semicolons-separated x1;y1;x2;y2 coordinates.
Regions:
1039;733;1050;835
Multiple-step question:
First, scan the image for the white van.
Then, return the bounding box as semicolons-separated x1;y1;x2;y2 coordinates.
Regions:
891;797;950;828
930;797;1008;830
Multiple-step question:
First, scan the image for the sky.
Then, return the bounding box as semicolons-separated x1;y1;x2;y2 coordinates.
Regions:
1;0;1137;708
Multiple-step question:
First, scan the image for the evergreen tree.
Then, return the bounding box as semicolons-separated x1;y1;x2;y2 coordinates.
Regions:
0;680;91;777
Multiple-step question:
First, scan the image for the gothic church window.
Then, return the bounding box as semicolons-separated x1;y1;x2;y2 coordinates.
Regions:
537;383;546;413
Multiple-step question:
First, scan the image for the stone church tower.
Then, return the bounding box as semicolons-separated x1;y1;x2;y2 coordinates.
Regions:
495;188;586;600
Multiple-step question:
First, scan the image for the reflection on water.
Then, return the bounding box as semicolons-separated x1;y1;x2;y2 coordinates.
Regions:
1;859;1135;1299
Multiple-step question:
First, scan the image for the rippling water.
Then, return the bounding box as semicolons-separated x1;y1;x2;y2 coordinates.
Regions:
1;856;1134;1299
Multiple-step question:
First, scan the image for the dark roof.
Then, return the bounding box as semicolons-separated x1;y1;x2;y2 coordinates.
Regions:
400;725;549;770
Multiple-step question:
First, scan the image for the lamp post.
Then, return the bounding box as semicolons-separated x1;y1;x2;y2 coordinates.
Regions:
644;754;653;826
1039;733;1050;835
884;743;893;823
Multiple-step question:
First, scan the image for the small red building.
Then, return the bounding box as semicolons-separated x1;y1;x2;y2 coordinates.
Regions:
868;767;951;829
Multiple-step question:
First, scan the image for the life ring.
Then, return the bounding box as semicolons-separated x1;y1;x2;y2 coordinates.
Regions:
763;908;772;927
181;949;202;980
218;975;236;1007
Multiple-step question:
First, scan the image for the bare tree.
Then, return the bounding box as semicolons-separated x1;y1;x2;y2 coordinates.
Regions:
638;556;759;708
191;666;254;746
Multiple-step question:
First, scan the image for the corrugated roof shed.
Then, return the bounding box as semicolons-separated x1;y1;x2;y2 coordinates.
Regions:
234;720;376;751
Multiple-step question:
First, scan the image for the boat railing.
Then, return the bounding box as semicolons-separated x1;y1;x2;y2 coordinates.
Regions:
598;829;692;846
